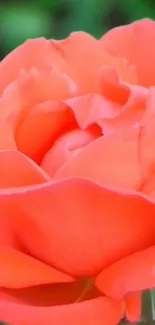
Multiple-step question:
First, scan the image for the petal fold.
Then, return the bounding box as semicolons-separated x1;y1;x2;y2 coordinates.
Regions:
101;19;155;86
96;245;155;300
0;150;51;188
0;246;74;288
0;296;124;325
1;179;155;276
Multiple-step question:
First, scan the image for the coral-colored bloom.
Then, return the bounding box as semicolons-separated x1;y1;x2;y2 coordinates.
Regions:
0;18;155;324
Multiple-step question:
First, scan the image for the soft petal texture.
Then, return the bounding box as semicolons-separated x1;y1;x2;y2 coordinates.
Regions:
53;127;142;190
0;296;124;325
0;32;137;97
99;85;147;135
99;66;130;105
125;292;141;322
0;279;100;306
41;129;99;176
12;68;77;163
0;25;154;325
96;245;155;300
101;18;155;86
16;101;76;163
0;246;74;288
138;89;155;196
66;83;147;135
136;112;155;195
142;86;155;123
98;67;148;133
0;123;16;150
53;114;155;193
50;32;137;92
0;80;22;150
0;150;51;188
1;179;155;276
0;38;54;94
66;94;121;130
15;68;78;106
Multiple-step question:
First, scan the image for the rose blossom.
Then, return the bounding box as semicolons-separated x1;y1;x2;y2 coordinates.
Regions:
0;18;155;325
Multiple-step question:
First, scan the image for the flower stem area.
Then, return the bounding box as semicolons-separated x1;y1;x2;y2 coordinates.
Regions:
120;291;155;324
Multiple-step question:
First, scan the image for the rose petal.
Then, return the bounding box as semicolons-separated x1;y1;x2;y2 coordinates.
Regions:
66;94;121;130
15;100;76;163
66;72;147;135
50;32;110;92
53;126;141;190
2;179;155;276
101;18;155;86
0;279;100;306
54;115;155;193
99;84;147;135
0;150;51;188
0;296;124;325
142;87;155;123
125;292;142;322
0;123;16;150
98;66;147;133
133;111;155;196
51;32;137;92
96;245;155;300
12;67;78;163
41;129;98;176
16;68;78;107
0;38;55;94
0;80;22;150
0;245;74;288
0;32;137;98
99;66;130;105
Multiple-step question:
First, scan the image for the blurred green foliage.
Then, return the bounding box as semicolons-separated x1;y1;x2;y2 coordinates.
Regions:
0;0;155;56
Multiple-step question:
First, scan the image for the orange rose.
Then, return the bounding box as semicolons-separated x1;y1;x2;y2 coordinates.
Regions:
0;18;155;325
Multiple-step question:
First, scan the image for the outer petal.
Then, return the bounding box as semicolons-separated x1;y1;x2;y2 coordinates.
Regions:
0;150;50;188
0;32;136;96
0;280;100;306
0;38;54;94
0;80;22;150
0;296;124;325
0;123;16;150
2;179;155;276
50;32;112;93
0;246;73;288
125;292;142;322
101;18;155;86
142;86;155;123
50;32;137;92
135;109;155;196
96;245;155;300
15;68;78;106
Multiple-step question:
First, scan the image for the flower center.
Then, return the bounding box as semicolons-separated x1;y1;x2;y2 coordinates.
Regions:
75;278;95;302
41;128;98;177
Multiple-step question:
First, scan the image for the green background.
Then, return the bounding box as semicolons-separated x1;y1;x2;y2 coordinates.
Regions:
0;0;155;58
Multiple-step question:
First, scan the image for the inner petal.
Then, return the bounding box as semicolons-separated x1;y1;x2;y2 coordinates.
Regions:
41;128;99;177
1;278;100;307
